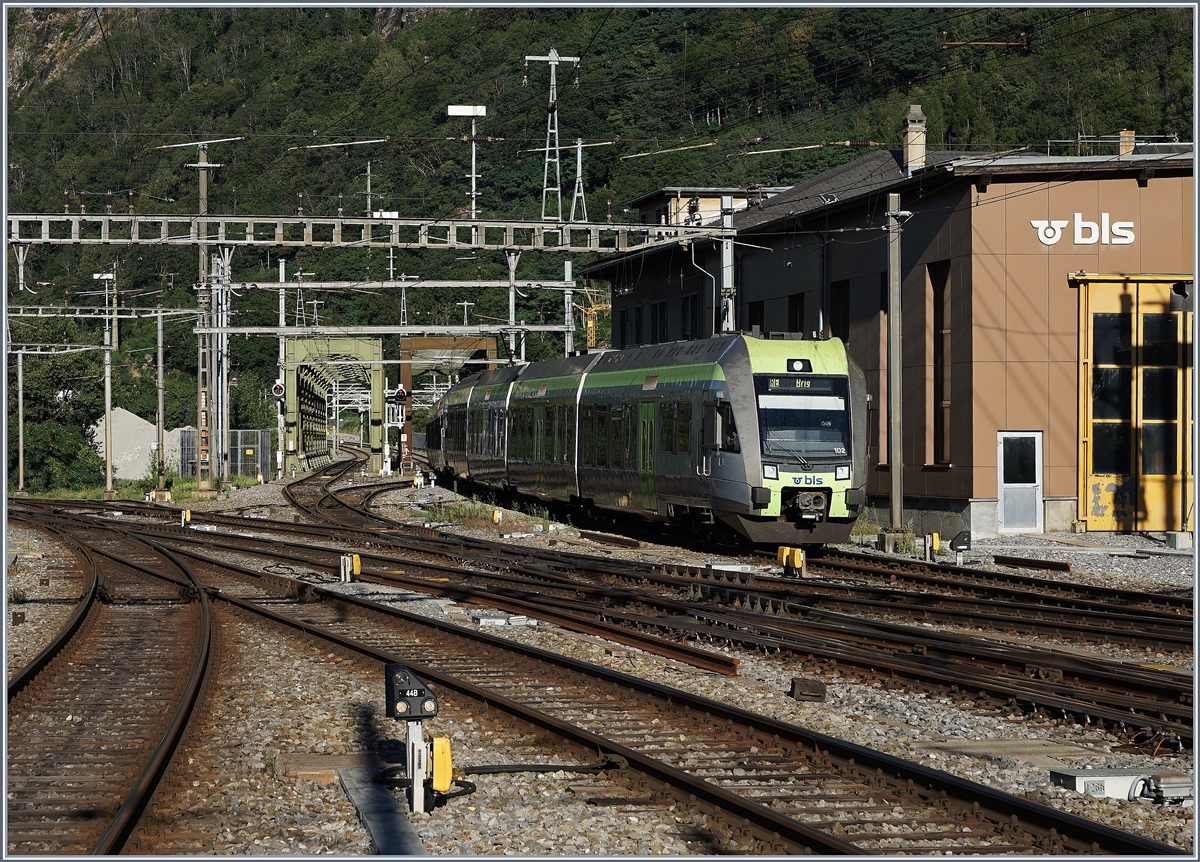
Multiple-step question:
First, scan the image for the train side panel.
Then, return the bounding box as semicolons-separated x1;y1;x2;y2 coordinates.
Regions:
507;354;601;501
463;366;523;487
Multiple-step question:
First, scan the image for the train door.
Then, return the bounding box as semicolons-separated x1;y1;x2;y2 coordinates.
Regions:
638;400;658;512
997;432;1043;533
1077;275;1193;531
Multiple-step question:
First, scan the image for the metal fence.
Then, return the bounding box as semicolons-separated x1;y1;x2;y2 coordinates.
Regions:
181;429;271;480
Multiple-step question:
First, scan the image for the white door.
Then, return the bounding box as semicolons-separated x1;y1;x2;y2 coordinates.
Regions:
997;432;1043;533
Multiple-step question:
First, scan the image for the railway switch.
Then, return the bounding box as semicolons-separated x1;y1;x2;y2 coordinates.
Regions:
338;554;362;583
922;532;940;562
777;546;806;577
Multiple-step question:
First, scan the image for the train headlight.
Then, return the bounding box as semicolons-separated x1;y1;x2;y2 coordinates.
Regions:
836;465;850;481
762;464;778;480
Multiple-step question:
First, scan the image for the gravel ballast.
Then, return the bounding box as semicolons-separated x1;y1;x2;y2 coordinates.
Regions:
6;476;1194;853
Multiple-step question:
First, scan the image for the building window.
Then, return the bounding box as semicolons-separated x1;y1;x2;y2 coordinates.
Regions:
930;261;951;464
829;279;850;342
681;292;700;340
788;292;805;335
650;300;668;344
747;300;765;333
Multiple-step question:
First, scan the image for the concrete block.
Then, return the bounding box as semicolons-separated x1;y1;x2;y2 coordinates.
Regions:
1166;531;1193;550
788;677;827;702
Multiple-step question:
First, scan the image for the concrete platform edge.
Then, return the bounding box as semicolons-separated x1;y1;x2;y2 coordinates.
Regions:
338;767;427;855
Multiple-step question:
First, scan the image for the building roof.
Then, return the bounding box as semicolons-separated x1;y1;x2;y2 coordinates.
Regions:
940;150;1194;176
734;149;979;231
734;146;1193;232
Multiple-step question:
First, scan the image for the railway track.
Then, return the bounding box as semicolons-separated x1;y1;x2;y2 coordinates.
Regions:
123;532;1191;854
18;504;1173;854
9;496;1190;854
5;517;212;855
14;488;1193;748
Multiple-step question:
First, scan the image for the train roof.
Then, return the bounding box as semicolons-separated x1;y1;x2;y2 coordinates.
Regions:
592;335;743;372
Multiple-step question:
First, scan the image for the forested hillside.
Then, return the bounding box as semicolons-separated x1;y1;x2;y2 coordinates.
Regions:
6;6;1193;490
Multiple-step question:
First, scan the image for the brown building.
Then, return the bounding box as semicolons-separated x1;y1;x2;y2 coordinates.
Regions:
586;109;1194;537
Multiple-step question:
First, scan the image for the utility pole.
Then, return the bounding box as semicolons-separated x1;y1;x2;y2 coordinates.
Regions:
160;135;243;491
719;195;736;333
457;301;475;326
569;139;587;222
505;250;520;357
91;269;116;498
16;351;24;492
886;192;905;531
215;246;235;486
448;105;486;240
103;303;114;500
155;306;166;499
524;48;579;223
278;257;286;480
563;260;574;356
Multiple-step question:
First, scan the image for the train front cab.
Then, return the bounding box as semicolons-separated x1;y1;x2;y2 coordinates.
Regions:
705;335;868;546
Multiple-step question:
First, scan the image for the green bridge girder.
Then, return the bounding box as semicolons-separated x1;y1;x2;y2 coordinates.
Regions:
284;338;383;475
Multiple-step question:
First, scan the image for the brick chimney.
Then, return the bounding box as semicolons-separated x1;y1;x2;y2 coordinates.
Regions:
1119;129;1135;156
903;105;927;176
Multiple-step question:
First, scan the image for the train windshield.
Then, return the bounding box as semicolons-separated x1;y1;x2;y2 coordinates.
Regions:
753;375;850;461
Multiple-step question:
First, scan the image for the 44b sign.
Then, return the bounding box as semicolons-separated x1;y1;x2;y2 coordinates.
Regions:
1030;213;1135;246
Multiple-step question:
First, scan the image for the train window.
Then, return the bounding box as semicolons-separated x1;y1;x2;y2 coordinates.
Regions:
597;405;609;468
582;405;595;466
677;401;693;456
753;375;848;459
718;402;740;453
610;405;624;469
626;406;638;466
517;407;528;461
566;405;575;463
660;402;676;454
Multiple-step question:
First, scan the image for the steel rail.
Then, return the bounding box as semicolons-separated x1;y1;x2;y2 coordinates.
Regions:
91;538;213;855
199;572;1183;855
22;506;1185;854
47;507;1192;741
147;532;740;676
5;517;213;855
109;518;1194;744
810;549;1193;616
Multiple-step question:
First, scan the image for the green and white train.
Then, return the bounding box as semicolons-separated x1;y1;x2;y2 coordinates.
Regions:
424;332;868;546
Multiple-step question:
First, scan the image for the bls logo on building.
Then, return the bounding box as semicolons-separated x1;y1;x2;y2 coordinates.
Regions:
1030;213;1135;246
